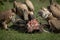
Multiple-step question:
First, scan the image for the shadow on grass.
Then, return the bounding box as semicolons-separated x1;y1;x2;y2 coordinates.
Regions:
10;25;42;34
10;25;28;33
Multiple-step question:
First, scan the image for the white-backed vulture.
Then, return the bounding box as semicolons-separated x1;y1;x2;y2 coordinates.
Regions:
0;9;16;30
49;0;60;20
49;4;60;20
38;7;60;32
13;1;29;20
13;1;35;21
25;0;34;11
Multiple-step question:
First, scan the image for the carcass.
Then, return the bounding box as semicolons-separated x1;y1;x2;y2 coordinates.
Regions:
13;1;48;33
27;19;49;33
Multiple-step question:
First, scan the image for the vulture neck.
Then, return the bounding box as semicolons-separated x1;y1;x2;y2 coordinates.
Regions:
47;14;57;20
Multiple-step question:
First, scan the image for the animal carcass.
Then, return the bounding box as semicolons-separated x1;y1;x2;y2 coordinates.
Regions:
27;19;49;33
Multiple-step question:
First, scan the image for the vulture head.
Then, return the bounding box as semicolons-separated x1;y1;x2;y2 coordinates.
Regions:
38;7;52;19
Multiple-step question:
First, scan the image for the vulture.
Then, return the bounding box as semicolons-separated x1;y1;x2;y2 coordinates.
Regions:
0;9;16;30
13;1;29;20
38;7;60;32
13;1;35;21
49;0;60;19
49;3;60;19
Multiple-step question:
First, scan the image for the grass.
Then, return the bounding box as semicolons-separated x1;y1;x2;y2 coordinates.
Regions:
0;0;60;40
0;29;60;40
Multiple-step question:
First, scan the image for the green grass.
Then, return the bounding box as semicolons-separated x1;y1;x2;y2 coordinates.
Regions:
0;29;60;40
0;0;60;40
